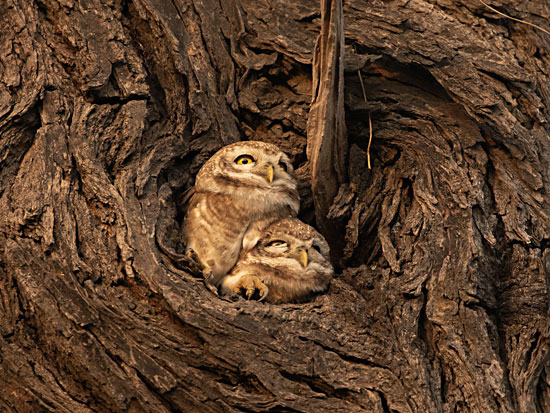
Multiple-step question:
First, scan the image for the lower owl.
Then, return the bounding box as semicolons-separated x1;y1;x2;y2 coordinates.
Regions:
220;218;334;303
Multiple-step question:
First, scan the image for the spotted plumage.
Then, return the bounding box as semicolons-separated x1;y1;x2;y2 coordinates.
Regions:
182;141;300;286
221;218;334;303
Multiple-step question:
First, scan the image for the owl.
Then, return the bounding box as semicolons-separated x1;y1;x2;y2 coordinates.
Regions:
220;218;334;303
182;141;300;286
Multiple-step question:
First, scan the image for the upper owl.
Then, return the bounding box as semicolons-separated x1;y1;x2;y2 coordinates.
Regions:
221;218;334;304
182;141;300;286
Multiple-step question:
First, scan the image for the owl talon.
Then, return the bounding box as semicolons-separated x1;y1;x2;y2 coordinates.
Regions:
258;289;268;302
232;274;268;302
201;269;219;296
156;237;205;276
185;248;203;268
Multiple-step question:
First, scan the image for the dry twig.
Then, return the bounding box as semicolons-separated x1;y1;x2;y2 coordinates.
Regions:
478;0;550;36
354;46;373;169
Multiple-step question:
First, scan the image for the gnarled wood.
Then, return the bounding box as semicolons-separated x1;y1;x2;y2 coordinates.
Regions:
0;0;549;412
306;0;348;257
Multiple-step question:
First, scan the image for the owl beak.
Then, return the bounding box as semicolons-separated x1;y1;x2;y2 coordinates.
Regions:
266;165;274;183
297;248;308;268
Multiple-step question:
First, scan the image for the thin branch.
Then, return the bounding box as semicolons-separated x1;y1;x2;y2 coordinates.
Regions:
358;68;368;103
367;112;372;169
354;45;373;169
478;0;550;36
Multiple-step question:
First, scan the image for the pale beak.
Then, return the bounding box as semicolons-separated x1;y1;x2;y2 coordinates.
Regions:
266;165;274;183
296;249;308;268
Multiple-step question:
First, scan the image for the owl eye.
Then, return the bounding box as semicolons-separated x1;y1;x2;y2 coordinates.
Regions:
235;154;255;165
278;161;288;172
312;243;322;254
267;240;287;248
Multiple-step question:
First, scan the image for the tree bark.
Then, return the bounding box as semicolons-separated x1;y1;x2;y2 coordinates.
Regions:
1;0;549;412
307;0;348;259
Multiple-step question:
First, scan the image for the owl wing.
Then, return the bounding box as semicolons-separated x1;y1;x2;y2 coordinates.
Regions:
241;217;279;252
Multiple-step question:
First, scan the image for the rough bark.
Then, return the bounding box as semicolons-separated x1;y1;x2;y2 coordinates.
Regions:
307;0;348;258
0;0;549;412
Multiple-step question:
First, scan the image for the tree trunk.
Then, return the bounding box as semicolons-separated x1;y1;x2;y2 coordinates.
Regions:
1;0;549;412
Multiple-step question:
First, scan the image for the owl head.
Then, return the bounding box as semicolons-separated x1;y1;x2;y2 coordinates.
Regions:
240;218;334;303
194;141;299;215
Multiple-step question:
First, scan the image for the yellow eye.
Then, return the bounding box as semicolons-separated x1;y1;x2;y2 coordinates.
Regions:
267;240;287;248
235;154;255;165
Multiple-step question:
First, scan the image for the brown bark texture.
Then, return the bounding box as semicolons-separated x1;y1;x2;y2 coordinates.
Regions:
307;0;348;258
0;0;549;412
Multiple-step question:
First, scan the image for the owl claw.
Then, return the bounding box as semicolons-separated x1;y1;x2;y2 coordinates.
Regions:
245;288;255;300
185;248;202;267
258;289;268;302
232;274;268;302
156;237;204;276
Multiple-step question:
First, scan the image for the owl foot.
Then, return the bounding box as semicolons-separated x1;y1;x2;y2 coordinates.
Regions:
176;248;204;275
232;274;269;302
201;269;220;297
184;247;200;263
156;238;204;276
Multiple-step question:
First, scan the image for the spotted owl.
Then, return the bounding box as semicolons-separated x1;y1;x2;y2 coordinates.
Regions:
182;141;300;286
221;218;334;303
